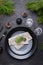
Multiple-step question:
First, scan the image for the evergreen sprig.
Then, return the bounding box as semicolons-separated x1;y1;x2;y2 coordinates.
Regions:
0;0;14;15
25;0;43;24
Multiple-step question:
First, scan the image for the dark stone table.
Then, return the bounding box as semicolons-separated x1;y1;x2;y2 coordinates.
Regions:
0;0;43;65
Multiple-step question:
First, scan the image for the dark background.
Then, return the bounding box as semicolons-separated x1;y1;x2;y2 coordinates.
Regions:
0;0;43;65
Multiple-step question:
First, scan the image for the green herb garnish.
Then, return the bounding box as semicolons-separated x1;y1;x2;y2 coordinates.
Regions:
15;36;24;44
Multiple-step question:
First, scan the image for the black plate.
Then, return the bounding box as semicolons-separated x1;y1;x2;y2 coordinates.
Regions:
5;27;38;60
